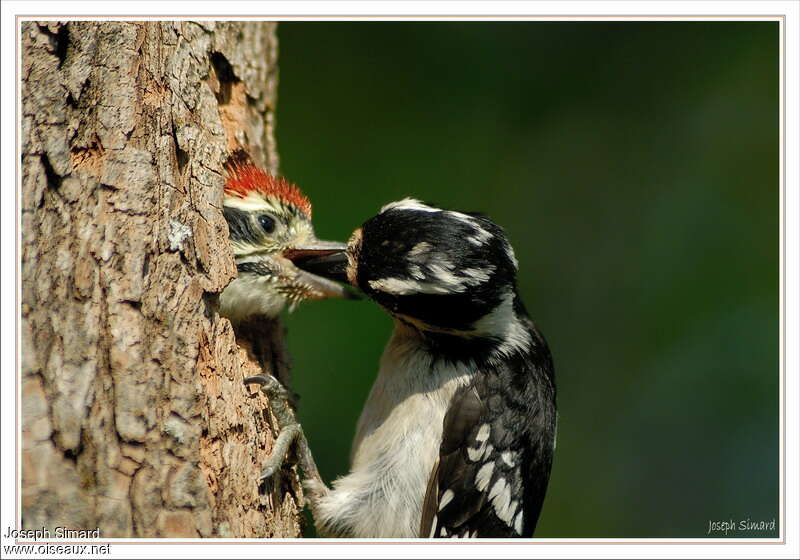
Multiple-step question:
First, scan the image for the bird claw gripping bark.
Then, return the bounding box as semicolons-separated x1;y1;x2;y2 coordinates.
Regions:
243;375;327;497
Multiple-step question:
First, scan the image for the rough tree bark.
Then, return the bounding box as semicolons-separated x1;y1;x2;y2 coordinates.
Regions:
20;21;305;538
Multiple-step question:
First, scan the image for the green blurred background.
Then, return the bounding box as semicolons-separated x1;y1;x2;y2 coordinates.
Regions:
274;22;779;538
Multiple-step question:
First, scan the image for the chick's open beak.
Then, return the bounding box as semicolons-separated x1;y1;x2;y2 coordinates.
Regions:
283;240;359;300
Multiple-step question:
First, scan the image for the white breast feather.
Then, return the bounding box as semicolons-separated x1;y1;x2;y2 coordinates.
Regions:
218;275;286;322
313;322;474;537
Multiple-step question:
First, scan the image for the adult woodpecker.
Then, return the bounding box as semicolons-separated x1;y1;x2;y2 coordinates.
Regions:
219;159;356;321
295;198;557;538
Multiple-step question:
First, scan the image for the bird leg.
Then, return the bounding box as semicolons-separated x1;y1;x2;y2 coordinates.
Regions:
244;374;329;506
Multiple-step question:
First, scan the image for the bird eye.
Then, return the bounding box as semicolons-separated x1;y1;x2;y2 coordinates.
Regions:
258;214;276;234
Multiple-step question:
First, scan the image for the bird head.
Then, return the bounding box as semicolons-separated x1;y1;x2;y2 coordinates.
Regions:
298;198;522;339
219;162;357;322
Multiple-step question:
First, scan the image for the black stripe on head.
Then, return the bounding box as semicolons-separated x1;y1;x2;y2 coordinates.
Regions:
223;206;263;244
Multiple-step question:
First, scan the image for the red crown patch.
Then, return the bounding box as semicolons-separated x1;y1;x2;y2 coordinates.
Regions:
224;163;312;218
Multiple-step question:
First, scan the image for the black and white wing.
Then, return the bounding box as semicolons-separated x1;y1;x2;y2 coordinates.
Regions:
419;354;556;538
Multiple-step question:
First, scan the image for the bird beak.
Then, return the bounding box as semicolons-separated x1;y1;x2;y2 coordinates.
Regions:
283;240;359;300
283;239;347;264
288;244;349;285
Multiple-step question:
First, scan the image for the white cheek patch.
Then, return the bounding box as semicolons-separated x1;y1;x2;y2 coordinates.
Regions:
369;277;446;296
369;262;495;296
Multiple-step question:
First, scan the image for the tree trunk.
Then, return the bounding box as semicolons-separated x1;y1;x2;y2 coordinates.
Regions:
20;21;303;538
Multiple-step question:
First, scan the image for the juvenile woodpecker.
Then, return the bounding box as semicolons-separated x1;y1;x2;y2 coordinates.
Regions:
219;159;356;489
219;161;354;322
296;198;557;538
